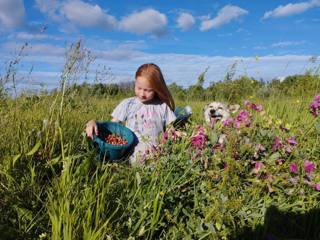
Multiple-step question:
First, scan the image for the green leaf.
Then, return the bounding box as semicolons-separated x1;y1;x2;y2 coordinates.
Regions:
314;119;320;134
26;141;41;156
12;154;21;167
136;172;141;187
208;131;218;144
12;205;33;222
268;152;281;162
215;222;222;231
45;155;61;167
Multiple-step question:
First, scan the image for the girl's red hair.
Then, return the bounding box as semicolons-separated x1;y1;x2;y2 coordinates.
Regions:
135;63;175;111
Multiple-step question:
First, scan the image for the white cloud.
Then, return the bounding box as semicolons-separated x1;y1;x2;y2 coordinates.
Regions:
177;12;195;31
311;0;320;6
35;0;61;21
3;42;65;57
0;0;25;30
96;49;145;61
271;41;305;48
35;0;117;30
60;0;117;29
92;41;146;60
7;48;315;89
35;1;167;36
35;44;62;55
253;46;267;50
263;0;320;19
254;41;306;50
119;9;167;36
2;40;316;91
62;54;319;87
12;32;61;41
200;5;248;31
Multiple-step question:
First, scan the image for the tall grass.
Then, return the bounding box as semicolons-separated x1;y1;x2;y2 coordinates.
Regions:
1;41;320;239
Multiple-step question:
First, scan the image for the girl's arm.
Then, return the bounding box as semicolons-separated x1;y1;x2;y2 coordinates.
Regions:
111;117;120;123
85;120;98;139
85;118;120;139
85;98;126;138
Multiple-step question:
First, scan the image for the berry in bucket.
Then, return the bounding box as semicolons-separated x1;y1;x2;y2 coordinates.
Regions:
93;121;135;160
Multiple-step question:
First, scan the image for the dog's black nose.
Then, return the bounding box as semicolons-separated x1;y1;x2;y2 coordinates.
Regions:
210;109;216;114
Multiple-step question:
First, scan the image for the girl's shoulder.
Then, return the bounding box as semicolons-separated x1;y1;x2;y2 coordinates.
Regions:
118;97;137;106
146;98;172;111
152;100;174;114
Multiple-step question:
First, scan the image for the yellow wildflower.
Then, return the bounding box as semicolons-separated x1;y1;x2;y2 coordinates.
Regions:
285;123;291;130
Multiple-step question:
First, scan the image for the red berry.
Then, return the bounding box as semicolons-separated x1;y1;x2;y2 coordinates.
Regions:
104;134;128;145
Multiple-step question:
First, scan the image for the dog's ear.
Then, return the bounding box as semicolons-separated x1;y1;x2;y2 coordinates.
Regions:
229;104;240;114
203;103;209;112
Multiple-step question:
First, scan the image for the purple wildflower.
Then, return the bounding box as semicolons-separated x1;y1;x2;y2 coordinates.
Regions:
191;135;206;148
289;163;298;173
272;137;283;152
169;128;178;141
161;130;168;143
235;110;251;128
235;121;241;129
196;149;202;157
255;161;264;170
150;144;158;153
309;94;320;117
286;136;297;146
284;145;293;154
197;126;205;135
251;103;263;112
251;161;264;175
244;100;250;107
213;143;224;151
315;183;320;191
191;128;207;149
245;119;251;127
236;110;248;121
223;118;233;127
304;160;315;173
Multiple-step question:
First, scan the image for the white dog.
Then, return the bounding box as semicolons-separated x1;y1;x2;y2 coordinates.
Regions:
203;101;240;144
204;101;240;127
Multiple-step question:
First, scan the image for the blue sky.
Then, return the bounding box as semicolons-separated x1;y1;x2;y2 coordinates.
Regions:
0;0;319;90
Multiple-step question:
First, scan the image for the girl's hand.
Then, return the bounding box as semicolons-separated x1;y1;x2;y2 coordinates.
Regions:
85;120;98;139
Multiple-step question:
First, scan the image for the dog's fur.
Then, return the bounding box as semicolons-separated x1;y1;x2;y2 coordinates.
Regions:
203;101;240;144
203;101;240;127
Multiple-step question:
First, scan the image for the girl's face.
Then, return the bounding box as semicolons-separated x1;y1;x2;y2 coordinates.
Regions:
135;76;155;103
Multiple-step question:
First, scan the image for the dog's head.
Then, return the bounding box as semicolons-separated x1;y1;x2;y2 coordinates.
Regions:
204;101;240;127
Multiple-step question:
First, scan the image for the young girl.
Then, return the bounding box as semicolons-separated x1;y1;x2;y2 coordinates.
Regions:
85;63;176;165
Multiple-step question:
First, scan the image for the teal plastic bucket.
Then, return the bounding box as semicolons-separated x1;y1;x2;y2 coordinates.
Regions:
93;121;135;161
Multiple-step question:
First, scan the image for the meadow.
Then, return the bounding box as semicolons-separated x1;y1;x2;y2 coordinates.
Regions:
1;43;320;239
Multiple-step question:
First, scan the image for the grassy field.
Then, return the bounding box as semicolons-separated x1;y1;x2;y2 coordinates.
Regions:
1;88;320;240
